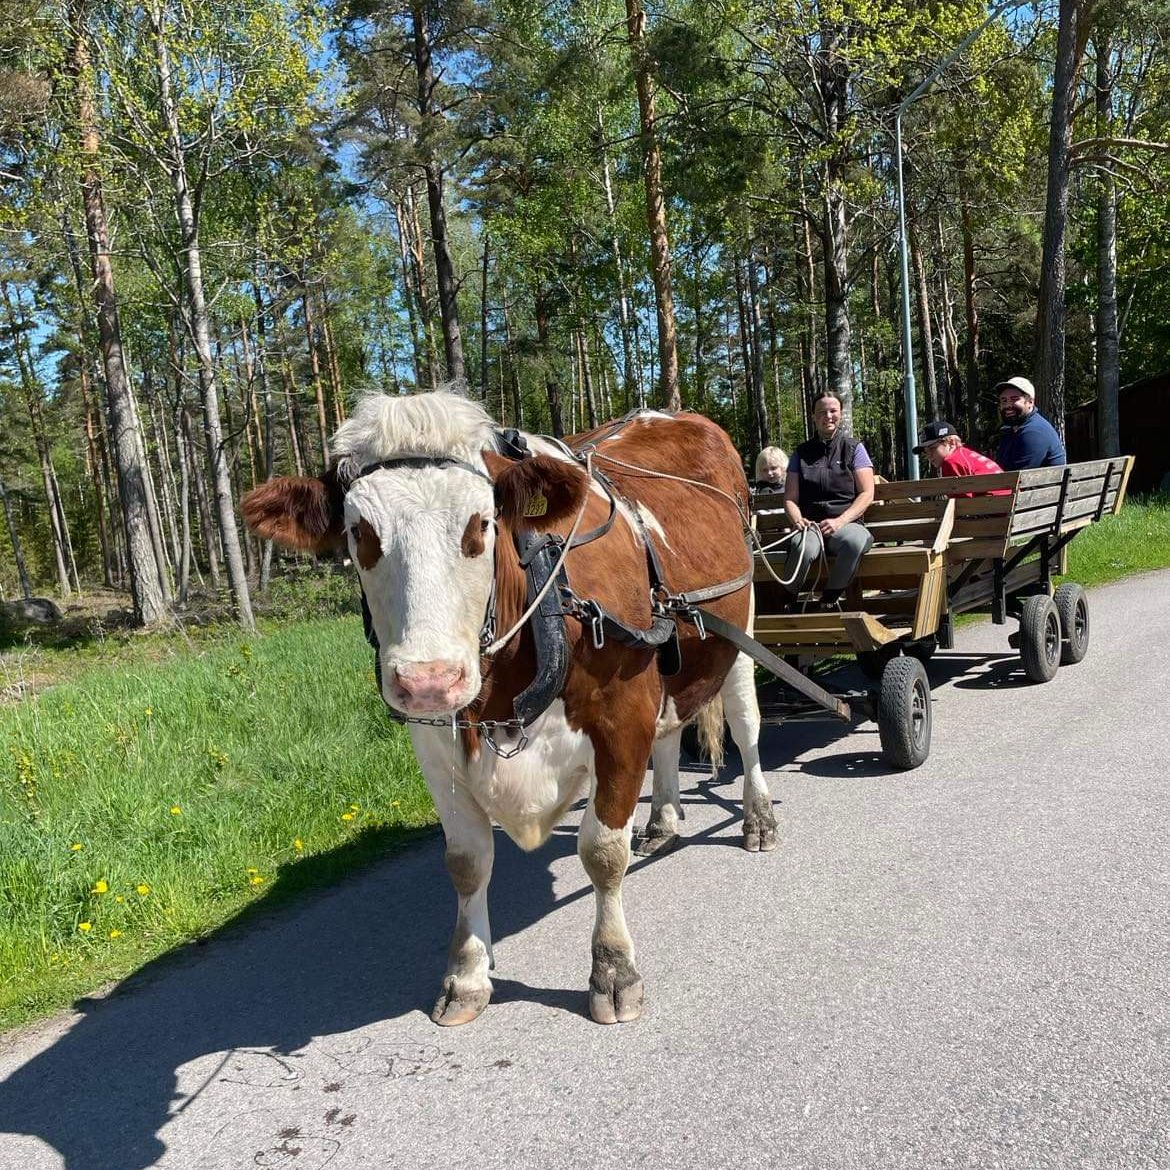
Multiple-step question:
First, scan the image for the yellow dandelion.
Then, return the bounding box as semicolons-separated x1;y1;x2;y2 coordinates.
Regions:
78;922;92;933
391;800;400;807
69;842;83;852
114;895;124;904
136;883;151;897
293;838;304;851
170;806;182;815
92;880;109;895
341;812;354;822
144;707;153;718
249;875;266;886
109;929;122;939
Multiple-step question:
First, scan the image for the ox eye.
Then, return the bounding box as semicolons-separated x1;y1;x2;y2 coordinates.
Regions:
480;518;490;534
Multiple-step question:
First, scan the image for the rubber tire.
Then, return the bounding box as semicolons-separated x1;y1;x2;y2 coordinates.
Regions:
1053;582;1090;665
876;655;932;770
1019;594;1061;683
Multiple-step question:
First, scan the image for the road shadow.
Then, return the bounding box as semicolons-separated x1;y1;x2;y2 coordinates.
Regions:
0;755;757;1170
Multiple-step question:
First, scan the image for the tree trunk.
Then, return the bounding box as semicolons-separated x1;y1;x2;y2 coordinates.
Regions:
934;211;962;423
172;398;192;603
183;406;221;588
394;197;427;390
411;2;465;384
152;0;252;627
816;28;854;428
746;241;769;447
599;107;640;409
0;478;33;598
960;200;981;438
578;330;598;428
502;289;522;427
320;283;345;425
1;279;73;596
479;234;491;405
253;279;276;591
302;284;331;470
68;0;167;623
78;362;114;586
1034;0;1084;436
535;287;563;437
625;0;680;410
1094;31;1120;457
909;212;939;423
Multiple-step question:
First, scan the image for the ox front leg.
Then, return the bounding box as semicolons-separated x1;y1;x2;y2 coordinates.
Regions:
722;651;777;852
431;786;496;1027
579;746;647;1025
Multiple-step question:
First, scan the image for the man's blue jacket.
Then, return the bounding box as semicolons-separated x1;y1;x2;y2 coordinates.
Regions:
995;410;1067;470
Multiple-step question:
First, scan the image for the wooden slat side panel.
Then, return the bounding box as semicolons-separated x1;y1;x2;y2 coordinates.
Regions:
875;471;1020;501
863;500;951;523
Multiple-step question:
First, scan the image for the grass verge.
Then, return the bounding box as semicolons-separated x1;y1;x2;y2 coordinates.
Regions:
0;616;431;1032
1058;492;1170;587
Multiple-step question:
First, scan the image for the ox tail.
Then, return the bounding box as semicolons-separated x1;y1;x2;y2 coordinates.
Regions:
695;695;725;774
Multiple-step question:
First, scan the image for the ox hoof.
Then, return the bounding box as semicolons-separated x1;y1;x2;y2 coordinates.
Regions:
588;976;644;1025
588;948;643;1024
431;978;491;1027
742;810;778;853
633;826;680;857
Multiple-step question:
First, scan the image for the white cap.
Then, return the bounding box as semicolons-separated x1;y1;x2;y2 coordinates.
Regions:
994;375;1035;400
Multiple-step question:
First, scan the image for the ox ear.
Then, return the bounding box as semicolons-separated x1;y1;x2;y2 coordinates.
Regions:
484;451;590;533
241;472;346;552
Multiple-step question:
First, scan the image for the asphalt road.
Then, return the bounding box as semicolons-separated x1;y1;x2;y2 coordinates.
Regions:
1;571;1167;1170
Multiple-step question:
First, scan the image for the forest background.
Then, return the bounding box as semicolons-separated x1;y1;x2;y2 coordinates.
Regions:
1;0;1168;629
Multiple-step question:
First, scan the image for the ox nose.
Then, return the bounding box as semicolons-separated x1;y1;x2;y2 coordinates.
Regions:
391;661;467;711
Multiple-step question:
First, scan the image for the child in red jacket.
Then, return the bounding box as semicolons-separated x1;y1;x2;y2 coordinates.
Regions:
914;421;1012;495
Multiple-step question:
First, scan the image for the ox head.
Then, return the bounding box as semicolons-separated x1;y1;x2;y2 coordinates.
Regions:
242;392;590;718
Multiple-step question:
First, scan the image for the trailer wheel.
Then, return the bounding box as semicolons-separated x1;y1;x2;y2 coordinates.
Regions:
1019;594;1061;683
877;656;931;770
1053;582;1090;665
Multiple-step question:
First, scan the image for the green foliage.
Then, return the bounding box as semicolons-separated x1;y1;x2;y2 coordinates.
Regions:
0;616;432;1029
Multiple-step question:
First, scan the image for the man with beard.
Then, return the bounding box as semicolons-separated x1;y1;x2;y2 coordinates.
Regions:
993;375;1067;470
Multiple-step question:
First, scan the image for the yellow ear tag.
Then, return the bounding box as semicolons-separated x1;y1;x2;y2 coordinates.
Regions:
525;492;548;518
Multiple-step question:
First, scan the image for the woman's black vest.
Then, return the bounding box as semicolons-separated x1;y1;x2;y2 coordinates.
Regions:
794;432;861;520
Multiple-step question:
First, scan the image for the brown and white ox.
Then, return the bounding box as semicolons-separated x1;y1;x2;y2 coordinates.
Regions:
243;391;775;1026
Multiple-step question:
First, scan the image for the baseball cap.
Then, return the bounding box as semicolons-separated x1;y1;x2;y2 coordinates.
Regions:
912;420;956;454
993;375;1035;400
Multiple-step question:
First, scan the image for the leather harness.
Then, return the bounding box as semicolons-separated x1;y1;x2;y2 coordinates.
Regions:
348;415;756;758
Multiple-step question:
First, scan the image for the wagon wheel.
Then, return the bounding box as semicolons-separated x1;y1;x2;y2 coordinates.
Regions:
876;656;931;770
1018;594;1061;683
1053;582;1090;665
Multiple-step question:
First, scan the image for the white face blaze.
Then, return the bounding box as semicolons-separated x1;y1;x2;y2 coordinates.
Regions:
346;466;496;716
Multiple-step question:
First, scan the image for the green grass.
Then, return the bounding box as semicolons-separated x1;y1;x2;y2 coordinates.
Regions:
1059;492;1170;587
0;616;431;1031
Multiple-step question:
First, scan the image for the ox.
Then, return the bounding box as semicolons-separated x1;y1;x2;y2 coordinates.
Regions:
243;391;775;1026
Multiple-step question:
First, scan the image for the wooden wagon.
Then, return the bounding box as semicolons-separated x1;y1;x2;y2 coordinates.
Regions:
748;455;1135;770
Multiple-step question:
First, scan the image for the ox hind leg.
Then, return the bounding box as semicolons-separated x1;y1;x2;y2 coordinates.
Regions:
580;736;650;1024
634;723;685;857
430;783;496;1026
722;650;777;852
